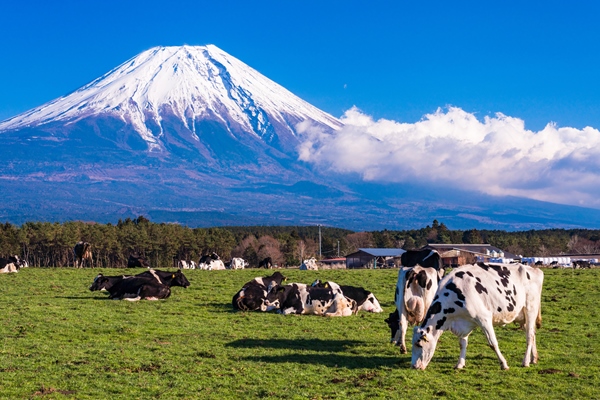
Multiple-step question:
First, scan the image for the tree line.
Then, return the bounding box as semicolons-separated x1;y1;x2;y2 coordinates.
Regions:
1;217;599;268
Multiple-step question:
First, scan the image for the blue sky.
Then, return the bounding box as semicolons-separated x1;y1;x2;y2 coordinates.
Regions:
1;0;600;131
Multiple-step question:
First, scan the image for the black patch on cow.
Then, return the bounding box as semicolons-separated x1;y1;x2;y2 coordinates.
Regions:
455;271;465;279
527;272;531;280
505;290;512;296
489;264;511;287
467;271;474;277
422;301;442;326
433;294;439;301
513;284;517;296
436;316;447;330
507;303;515;312
443;292;449;297
445;282;466;301
477;262;490;271
495;280;500;286
475;277;481;283
443;307;455;314
497;307;502;312
426;279;432;290
497;287;503;294
415;270;429;288
475;282;488;295
455;300;464;308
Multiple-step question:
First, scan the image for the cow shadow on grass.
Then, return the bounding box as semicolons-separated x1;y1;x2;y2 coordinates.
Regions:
226;338;409;369
55;296;109;300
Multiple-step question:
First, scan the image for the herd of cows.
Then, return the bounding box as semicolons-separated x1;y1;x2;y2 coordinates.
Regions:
2;245;547;370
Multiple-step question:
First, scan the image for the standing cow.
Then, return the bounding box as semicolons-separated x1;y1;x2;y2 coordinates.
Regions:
385;266;443;353
401;249;443;270
258;257;273;269
73;242;93;268
411;262;544;370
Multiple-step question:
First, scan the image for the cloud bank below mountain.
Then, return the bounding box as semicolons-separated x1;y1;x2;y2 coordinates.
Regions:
298;106;600;208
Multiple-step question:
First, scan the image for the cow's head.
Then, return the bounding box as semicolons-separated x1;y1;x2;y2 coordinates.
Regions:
265;284;288;311
89;274;110;291
171;270;190;288
236;286;269;311
411;325;439;370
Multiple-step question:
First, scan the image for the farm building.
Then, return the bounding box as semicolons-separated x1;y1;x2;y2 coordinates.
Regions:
345;248;405;269
423;244;518;268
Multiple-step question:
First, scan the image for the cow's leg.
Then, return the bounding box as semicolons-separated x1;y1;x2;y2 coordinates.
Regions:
523;305;540;367
455;334;470;369
478;318;509;370
399;313;409;354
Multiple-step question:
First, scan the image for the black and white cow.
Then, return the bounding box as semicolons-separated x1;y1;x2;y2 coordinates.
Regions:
136;269;190;288
73;241;93;268
232;271;287;311
258;257;273;269
0;255;23;273
265;283;356;316
228;257;248;270
311;280;383;313
411;262;544;370
127;253;150;268
175;260;196;269
401;249;443;270
386;266;444;353
90;270;171;301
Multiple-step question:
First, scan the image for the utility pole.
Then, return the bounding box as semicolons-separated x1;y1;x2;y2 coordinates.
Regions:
337;240;340;257
318;224;322;257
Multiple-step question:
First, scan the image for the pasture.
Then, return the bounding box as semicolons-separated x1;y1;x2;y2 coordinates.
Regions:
1;268;599;399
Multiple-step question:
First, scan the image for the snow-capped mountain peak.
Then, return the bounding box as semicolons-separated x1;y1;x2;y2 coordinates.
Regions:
0;45;342;151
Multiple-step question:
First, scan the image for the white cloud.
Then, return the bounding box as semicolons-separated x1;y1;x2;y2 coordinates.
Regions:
298;106;600;208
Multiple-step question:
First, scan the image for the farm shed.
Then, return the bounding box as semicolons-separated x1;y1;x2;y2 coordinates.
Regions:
345;248;405;269
423;244;517;268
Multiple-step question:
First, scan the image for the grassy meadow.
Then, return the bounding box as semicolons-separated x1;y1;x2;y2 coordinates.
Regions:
1;267;599;399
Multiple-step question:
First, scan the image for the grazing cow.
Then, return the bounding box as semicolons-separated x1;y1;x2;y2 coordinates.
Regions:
573;260;591;269
232;271;287;311
258;257;273;269
229;257;248;270
311;280;383;313
73;241;93;268
0;255;22;273
265;283;356;316
386;266;444;353
411;262;544;370
299;257;318;270
127;254;150;268
401;249;442;270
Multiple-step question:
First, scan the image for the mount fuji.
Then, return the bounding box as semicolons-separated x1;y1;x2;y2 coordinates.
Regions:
2;45;600;230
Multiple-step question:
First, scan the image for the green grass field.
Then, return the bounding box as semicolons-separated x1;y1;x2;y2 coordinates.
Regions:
1;267;599;399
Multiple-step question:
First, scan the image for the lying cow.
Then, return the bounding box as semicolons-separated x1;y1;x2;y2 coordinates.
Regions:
311;280;383;313
228;257;248;270
411;262;544;370
299;258;318;270
175;260;196;269
0;255;23;273
401;249;442;270
258;257;273;269
127;253;150;268
265;283;356;316
232;271;287;311
90;270;171;301
198;259;226;270
387;265;444;353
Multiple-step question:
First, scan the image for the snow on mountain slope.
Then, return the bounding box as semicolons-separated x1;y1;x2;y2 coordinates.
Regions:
0;45;342;151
